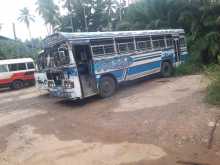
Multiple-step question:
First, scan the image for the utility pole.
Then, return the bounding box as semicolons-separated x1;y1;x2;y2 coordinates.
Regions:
83;5;88;32
12;23;17;40
67;0;74;32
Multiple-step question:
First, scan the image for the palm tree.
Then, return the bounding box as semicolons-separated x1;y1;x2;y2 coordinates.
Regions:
17;7;35;40
36;0;60;34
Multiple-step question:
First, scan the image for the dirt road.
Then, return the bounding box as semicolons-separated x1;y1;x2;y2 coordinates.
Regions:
0;75;220;165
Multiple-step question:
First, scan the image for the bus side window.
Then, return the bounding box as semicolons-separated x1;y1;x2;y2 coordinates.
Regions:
152;35;166;50
165;35;173;48
92;46;104;56
179;37;186;47
91;38;115;56
0;65;8;73
135;36;151;51
115;37;135;54
27;62;35;69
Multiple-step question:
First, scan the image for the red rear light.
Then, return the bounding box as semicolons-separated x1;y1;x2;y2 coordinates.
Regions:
63;80;74;89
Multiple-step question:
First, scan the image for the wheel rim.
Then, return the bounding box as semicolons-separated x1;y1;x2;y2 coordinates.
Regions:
102;81;112;95
100;77;116;97
14;81;23;89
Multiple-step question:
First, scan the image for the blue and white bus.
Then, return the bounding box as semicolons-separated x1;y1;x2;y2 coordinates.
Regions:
35;29;188;99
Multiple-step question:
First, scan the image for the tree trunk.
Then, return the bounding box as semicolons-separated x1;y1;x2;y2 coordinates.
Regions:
28;27;34;49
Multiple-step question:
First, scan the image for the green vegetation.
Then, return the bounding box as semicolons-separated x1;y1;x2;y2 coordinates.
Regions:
0;38;40;60
205;65;220;105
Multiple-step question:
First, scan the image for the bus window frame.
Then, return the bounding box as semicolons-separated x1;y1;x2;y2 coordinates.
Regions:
115;37;135;54
90;38;116;57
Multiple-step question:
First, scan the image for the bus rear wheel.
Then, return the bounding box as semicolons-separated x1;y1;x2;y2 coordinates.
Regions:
161;61;173;77
11;80;24;90
99;76;117;98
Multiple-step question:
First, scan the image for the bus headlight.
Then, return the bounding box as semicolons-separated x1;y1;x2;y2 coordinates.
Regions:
48;80;55;88
63;80;74;89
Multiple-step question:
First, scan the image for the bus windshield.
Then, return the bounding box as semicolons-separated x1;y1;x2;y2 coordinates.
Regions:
37;44;70;71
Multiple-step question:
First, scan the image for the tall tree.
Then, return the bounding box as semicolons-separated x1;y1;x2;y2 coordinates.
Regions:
17;7;35;40
62;0;108;32
36;0;60;34
104;0;118;30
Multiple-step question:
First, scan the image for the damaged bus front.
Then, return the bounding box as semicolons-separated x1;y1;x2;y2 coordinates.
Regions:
35;34;82;99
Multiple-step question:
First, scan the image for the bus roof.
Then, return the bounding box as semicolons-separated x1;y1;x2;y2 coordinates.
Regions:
44;29;185;47
0;58;34;65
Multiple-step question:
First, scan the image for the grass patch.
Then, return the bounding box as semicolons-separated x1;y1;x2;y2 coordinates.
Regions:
174;50;203;76
205;65;220;105
174;62;202;76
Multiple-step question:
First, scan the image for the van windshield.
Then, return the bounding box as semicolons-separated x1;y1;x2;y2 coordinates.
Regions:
0;65;8;73
37;44;70;71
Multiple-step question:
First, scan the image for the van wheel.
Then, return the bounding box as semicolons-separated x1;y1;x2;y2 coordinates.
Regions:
161;61;173;77
99;76;117;98
11;80;24;89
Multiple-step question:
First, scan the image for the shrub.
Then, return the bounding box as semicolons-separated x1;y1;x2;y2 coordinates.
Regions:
205;65;220;105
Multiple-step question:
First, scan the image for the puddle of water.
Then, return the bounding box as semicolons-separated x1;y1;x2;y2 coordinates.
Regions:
0;125;167;165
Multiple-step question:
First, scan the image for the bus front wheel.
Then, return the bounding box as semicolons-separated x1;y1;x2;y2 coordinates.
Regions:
99;76;117;98
161;61;173;77
11;80;24;90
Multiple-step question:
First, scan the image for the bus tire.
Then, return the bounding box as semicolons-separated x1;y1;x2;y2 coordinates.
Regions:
99;76;117;98
161;61;173;77
11;80;24;90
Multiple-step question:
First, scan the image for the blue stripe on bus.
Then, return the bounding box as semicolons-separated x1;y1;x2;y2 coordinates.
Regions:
133;53;161;58
96;69;125;82
133;55;161;62
110;69;124;81
127;60;161;75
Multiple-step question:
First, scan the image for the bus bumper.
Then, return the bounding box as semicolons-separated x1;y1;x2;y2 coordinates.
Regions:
49;87;79;99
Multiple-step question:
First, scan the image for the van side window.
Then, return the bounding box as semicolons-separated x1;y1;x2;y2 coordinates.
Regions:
8;64;17;71
0;65;8;73
27;62;35;69
9;63;26;71
18;63;26;70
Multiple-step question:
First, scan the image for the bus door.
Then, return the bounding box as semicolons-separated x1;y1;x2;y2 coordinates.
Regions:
73;44;97;97
173;38;181;65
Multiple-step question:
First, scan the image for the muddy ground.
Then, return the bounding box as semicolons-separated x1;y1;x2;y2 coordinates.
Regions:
0;75;220;165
